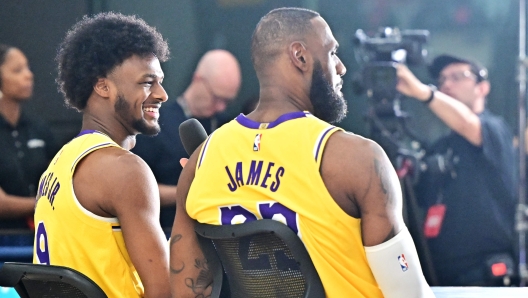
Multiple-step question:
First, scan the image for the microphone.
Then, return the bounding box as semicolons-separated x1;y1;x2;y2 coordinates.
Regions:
179;118;208;156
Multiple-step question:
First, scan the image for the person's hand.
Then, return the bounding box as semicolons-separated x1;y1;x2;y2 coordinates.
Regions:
395;64;430;101
180;158;188;168
0;186;6;200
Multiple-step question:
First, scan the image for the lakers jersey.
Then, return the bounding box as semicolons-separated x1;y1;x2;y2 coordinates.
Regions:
33;130;144;297
187;112;383;297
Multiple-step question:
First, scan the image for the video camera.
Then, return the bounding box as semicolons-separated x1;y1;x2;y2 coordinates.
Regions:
350;27;437;184
352;27;429;106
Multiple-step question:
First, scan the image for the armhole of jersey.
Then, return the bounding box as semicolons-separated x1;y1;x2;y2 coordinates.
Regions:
196;131;215;171
313;126;343;168
71;142;120;223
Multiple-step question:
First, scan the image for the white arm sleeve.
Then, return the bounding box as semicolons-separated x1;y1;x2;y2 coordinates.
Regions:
364;226;435;298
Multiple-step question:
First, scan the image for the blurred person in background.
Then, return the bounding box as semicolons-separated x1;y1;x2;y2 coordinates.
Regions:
397;55;516;286
0;44;59;243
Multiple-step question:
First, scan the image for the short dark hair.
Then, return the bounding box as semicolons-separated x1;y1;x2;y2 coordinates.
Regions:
0;44;15;87
429;54;488;83
251;7;319;73
56;12;170;111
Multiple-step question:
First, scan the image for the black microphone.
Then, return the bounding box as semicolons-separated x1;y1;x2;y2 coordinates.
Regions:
179;118;208;156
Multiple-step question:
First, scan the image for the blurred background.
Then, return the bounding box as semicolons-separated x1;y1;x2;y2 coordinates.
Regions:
0;0;520;149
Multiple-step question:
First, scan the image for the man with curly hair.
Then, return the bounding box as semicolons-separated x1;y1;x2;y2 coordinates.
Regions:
33;12;171;297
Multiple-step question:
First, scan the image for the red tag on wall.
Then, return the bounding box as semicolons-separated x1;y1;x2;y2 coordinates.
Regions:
424;204;446;238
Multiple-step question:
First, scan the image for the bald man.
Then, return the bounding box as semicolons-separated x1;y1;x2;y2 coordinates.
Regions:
133;49;241;232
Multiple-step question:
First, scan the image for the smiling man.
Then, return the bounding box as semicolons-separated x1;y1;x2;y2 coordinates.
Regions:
170;7;433;298
132;49;241;232
33;12;171;297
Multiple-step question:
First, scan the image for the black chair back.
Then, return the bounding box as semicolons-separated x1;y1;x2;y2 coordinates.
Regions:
0;262;107;298
194;219;325;298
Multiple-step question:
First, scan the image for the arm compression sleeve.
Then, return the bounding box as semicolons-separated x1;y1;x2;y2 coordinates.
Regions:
364;226;435;298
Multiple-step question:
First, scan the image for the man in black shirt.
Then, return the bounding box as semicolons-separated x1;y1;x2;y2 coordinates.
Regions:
396;55;516;286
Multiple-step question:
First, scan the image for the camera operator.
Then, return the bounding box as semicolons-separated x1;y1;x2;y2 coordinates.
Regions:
396;55;517;286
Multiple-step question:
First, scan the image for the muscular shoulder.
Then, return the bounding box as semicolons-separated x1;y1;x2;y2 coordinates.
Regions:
74;146;158;216
325;131;384;168
86;147;153;180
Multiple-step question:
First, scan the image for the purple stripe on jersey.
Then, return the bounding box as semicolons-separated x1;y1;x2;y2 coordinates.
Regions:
314;126;335;161
70;143;113;172
76;130;99;137
198;136;212;169
235;111;309;129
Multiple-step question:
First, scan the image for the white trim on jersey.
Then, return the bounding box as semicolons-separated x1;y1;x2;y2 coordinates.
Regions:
70;181;119;224
313;126;336;161
198;131;215;168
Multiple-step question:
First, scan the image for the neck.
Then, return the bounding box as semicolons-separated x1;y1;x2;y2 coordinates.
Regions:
0;96;22;126
177;95;192;118
249;84;310;122
471;97;486;114
182;86;202;117
81;109;135;150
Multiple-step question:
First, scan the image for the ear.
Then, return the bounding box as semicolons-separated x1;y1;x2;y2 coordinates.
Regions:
289;41;310;71
93;78;111;98
476;80;490;97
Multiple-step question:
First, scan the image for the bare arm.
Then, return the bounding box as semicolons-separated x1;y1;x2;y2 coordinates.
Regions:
396;64;482;146
323;132;433;297
75;149;170;298
170;148;213;298
322;131;405;246
0;187;35;218
158;184;177;206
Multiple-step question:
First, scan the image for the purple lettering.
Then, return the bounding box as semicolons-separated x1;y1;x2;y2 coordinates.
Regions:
246;160;263;185
260;162;275;189
270;167;285;192
235;162;244;187
38;175;47;197
225;166;237;192
43;173;52;198
259;202;299;235
220;205;258;225
49;182;61;205
35;222;50;265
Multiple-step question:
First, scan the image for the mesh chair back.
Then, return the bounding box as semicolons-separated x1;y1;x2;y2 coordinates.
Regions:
195;219;325;298
0;262;107;298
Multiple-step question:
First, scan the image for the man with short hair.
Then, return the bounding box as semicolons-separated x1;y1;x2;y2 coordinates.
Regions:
33;12;171;297
397;55;516;286
133;49;241;230
170;7;433;298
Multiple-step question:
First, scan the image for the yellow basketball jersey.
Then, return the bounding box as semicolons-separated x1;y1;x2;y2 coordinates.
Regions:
187;112;383;297
33;130;144;297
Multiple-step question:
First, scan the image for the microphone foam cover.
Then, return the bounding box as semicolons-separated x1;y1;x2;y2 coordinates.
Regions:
179;118;208;156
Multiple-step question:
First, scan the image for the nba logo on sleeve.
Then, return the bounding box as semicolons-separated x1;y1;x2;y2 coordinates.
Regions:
253;134;262;151
398;254;409;272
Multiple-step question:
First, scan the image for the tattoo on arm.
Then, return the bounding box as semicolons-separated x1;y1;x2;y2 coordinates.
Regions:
184;259;213;298
373;158;388;194
170;234;185;274
373;158;393;206
374;156;398;242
